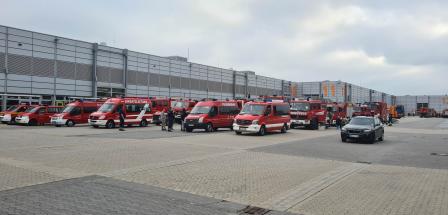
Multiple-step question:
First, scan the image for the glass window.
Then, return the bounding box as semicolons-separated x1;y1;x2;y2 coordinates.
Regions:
349;117;374;126
290;103;310;111
274;104;290;116
84;106;98;113
25;106;39;113
38;108;46;114
97;103;116;113
190;106;211;114
240;104;266;115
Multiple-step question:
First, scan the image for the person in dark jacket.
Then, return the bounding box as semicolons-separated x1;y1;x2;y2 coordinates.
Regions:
180;108;188;131
167;107;175;132
335;116;342;130
117;105;126;131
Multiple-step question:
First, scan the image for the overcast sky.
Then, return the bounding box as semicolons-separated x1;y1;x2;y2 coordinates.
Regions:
1;0;447;95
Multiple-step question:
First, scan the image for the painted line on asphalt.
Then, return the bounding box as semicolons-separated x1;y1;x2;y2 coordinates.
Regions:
260;162;367;211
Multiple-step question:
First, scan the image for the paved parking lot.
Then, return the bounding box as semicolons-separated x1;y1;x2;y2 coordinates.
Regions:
0;117;447;214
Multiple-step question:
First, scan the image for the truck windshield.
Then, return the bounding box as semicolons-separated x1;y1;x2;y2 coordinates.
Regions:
349;118;374;125
239;104;265;115
291;103;310;111
174;101;186;108
190;106;211;114
25;106;39;113
97;103;115;113
6;105;18;111
62;105;76;113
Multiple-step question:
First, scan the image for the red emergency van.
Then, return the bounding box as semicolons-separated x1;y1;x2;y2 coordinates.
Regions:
15;105;64;126
0;104;32;124
184;100;240;132
88;97;152;128
150;98;172;125
173;99;197;123
233;101;291;136
51;100;104;127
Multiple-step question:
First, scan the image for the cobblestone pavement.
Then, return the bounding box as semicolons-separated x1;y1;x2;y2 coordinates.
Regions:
0;119;447;214
0;175;294;215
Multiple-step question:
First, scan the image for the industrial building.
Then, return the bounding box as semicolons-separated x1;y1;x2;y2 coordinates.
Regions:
0;25;446;113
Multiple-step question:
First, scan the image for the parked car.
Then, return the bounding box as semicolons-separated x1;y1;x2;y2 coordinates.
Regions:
341;116;384;144
0;104;32;124
15;105;64;126
233;101;291;136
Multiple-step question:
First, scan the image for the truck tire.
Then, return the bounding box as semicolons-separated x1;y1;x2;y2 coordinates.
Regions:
66;120;75;127
258;125;266;136
281;124;287;133
311;118;319;130
206;123;214;132
106;120;115;129
139;119;148;127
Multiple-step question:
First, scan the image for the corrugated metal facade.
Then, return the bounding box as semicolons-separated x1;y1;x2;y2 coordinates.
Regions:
2;24;443;111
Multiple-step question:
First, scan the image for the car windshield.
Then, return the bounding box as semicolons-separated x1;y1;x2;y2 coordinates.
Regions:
291;103;310;111
190;106;211;114
350;117;374;126
62;105;76;113
97;103;115;113
6;105;18;111
239;104;265;115
174;101;186;108
25;106;39;113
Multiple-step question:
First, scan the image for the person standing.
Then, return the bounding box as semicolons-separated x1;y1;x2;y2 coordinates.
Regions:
167;107;174;132
336;116;342;130
180;108;188;131
117;105;126;131
160;108;167;131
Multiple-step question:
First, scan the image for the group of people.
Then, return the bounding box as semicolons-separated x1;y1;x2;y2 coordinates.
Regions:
160;108;188;132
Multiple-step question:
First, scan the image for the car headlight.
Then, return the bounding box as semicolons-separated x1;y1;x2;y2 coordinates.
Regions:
341;127;347;131
252;120;259;125
99;115;105;120
198;117;204;123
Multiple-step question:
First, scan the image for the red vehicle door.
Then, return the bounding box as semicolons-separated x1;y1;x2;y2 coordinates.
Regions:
71;105;83;123
264;105;275;131
37;107;47;124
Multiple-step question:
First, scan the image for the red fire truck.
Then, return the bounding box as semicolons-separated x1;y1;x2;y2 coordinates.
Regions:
0;104;33;124
323;102;353;126
233;101;291;136
89;97;153;128
15;105;64;126
173;99;198;123
358;102;388;122
51;100;104;127
184;100;240;132
289;100;327;130
418;107;437;118
151;98;172;125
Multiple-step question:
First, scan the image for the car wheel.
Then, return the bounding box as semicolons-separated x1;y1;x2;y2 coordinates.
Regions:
341;137;347;142
206;123;214;132
281;124;287;133
235;131;242;135
28;119;38;126
258;125;266;136
378;132;384;141
368;134;375;144
106;120;115;129
66;120;75;127
311;118;319;130
140;120;148;127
